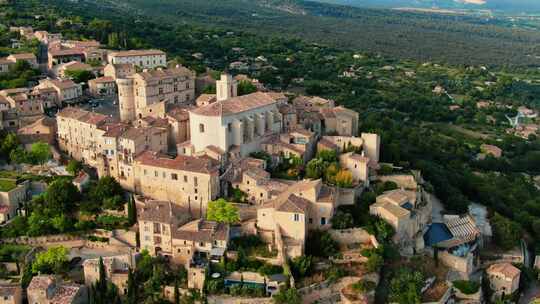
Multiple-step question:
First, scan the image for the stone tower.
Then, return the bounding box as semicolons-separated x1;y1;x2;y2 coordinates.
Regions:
216;74;237;102
116;78;136;122
361;133;380;163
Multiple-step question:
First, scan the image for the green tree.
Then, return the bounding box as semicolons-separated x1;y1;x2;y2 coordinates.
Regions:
127;194;137;225
66;160;83;175
9;147;28;164
206;198;239;224
305;158;326;179
389;268;424;304
32;246;69;274
65;69;94;83
237;80;257;96
335;169;353;188
331;210;354;229
1;133;18;157
273;287;301;304
126;268;136;304
306;230;339;258
29;142;50;165
491;213;521;250
44;179;80;215
290;255;312;279
90;176;124;209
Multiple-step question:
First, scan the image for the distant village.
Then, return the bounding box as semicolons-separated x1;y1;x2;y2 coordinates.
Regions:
0;25;538;304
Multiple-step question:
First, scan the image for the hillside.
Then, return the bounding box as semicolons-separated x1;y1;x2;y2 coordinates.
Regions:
311;0;540;12
71;0;540;68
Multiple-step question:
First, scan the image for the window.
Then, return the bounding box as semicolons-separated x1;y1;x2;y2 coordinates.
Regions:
184;175;188;182
199;124;205;133
294;214;300;222
309;218;313;224
159;87;163;95
154;171;158;177
172;173;178;180
200;242;204;246
194;177;198;187
227;123;232;132
321;217;326;225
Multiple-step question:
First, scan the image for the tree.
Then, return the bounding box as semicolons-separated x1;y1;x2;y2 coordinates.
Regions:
335;169;353;188
491;213;521;250
1;133;18;157
206;198;239;224
306;230;339;258
273;287;301;304
305;158;326;179
66;160;83;175
126;268;136;304
65;69;94;83
90;176;124;209
331;210;354;229
174;278;180;304
389;268;424;304
29;142;50;165
237;80;257;96
316;149;338;163
127;194;137;225
9;147;28;164
290;255;312;279
44;179;80;215
32;246;69;274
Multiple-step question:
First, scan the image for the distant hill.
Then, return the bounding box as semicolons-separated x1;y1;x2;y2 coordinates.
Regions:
71;0;540;67
310;0;540;13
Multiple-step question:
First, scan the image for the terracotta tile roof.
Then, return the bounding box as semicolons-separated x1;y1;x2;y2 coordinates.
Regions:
49;48;85;56
173;219;229;242
90;76;115;84
109;49;165;57
28;275;55;290
196;93;217;105
487;263;521;279
8;53;36;60
136;66;193;82
49;284;83;304
57;107;108;125
99;122;129;137
348;153;370;163
262;193;310;214
167;105;193;121
120;126;164;141
61;61;92;71
190;92;277;116
205;145;226;155
57;107;89;120
73;171;89;183
48;79;79;90
135;150;219;174
138;200;190;225
0;283;20;297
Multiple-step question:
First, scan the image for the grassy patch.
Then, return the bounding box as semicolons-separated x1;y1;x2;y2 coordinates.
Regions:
0;178;17;192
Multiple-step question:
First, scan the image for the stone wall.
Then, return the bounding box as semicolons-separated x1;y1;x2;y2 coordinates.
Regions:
378;174;418;190
329;228;379;248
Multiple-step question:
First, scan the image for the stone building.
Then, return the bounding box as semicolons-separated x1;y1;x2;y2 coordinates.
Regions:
36;79;82;104
82;254;135;295
117;66;195;122
137;199;229;265
88;76;116;97
486;263;521;298
27;275;87;304
103;63;136;80
107;49;166;69
132;151;220;212
257;179;345;257
6;53;38;68
0;283;22;304
189;91;283;157
370;187;432;251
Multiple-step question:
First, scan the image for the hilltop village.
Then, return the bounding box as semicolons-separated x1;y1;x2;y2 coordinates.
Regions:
0;23;538;304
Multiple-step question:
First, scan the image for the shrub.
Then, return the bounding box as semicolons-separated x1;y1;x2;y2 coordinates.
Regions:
453;280;480;295
353;280;376;293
